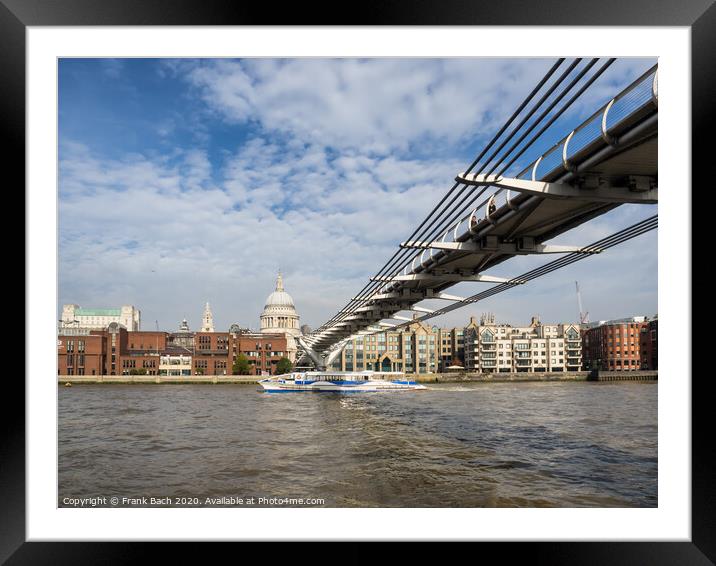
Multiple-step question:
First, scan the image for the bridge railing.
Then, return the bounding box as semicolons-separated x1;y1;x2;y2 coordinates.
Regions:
405;65;658;278
432;186;512;247
517;65;658;183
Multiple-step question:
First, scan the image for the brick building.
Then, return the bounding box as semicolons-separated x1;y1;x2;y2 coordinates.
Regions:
581;317;655;371
639;317;658;370
120;330;168;375
58;329;109;376
58;325;289;377
192;331;230;375
230;332;289;376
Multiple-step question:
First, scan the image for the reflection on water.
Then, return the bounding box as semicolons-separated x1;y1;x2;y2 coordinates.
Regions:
58;382;657;507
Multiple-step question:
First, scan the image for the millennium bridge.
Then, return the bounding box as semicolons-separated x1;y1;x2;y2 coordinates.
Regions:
298;58;658;369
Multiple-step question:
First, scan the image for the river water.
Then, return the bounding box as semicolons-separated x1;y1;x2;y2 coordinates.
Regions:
58;382;657;507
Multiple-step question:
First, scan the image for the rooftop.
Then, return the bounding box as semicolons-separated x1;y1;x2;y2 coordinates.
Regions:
75;308;121;316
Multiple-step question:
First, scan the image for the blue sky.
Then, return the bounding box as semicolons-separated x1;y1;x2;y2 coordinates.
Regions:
58;58;657;332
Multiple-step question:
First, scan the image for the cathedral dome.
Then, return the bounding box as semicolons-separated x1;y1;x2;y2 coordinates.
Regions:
264;273;295;309
260;272;300;337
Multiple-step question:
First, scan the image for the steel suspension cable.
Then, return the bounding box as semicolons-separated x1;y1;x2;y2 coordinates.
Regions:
316;59;568;332
368;58;611;299
314;213;656;349
386;215;658;328
315;57;620;341
312;58;568;332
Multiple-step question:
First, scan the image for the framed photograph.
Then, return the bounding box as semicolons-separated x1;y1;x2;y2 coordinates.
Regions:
7;0;707;560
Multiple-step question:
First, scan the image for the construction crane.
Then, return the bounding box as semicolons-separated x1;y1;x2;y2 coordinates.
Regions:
575;281;589;324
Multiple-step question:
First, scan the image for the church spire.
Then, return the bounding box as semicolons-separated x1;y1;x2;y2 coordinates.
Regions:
275;270;284;292
201;302;215;332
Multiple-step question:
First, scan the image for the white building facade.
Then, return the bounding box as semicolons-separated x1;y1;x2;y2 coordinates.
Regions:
159;354;192;376
463;314;582;373
61;304;141;331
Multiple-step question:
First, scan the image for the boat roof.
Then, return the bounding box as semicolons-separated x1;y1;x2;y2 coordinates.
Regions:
275;370;404;377
302;370;403;375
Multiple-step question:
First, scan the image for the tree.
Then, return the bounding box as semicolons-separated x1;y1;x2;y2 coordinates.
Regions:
233;353;252;375
276;357;293;375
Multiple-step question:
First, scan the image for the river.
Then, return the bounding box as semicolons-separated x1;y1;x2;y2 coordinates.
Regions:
58;381;657;507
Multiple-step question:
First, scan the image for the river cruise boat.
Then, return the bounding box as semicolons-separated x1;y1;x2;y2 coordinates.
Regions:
258;370;427;393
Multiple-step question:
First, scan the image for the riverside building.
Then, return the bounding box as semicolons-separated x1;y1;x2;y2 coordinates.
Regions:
329;317;441;374
640;317;658;370
57;329;109;376
159;354;192;376
581;316;656;371
58;324;289;377
437;327;465;371
463;313;582;373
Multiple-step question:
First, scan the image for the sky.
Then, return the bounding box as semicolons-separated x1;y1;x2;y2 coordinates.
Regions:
58;57;657;332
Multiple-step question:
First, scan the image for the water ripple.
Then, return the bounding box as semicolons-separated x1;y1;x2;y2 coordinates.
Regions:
58;382;657;507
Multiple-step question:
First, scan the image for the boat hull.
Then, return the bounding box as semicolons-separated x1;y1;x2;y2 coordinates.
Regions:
259;379;426;393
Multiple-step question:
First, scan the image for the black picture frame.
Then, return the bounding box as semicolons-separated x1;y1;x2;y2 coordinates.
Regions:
5;0;707;561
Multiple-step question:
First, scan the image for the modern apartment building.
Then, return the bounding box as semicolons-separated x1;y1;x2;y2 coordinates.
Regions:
463;314;582;373
329;318;440;374
437;327;465;371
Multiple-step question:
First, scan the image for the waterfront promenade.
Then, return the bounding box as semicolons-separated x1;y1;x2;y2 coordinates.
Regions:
58;370;657;385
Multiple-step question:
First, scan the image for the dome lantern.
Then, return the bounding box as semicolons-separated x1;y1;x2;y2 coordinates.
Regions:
260;271;300;335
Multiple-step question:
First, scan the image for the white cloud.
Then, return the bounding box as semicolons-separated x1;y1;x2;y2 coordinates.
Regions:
101;59;125;79
59;58;658;334
184;58;563;156
59;138;468;330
